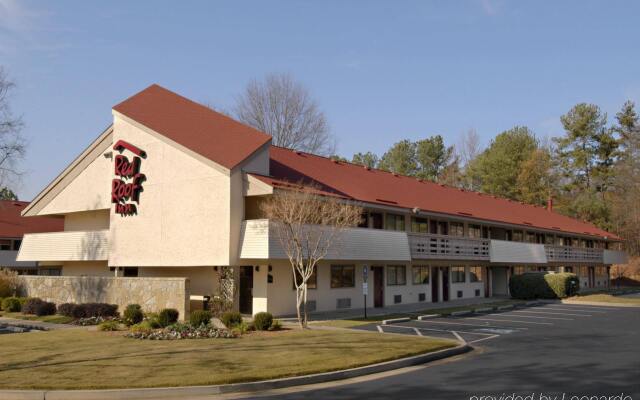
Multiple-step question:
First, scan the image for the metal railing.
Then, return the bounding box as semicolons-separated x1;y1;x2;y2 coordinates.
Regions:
408;233;490;261
544;245;603;263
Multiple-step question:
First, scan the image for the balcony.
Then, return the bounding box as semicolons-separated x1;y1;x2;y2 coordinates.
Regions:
489;240;548;264
17;230;109;262
603;249;628;265
544;245;603;264
408;233;490;261
239;220;411;261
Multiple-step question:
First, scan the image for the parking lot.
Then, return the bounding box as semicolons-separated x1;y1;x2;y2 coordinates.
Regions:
356;302;630;346
250;302;639;399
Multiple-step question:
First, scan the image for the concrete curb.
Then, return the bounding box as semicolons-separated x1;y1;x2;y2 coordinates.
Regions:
450;310;473;316
473;307;492;313
382;317;411;325
417;314;440;320
0;344;472;400
496;304;515;311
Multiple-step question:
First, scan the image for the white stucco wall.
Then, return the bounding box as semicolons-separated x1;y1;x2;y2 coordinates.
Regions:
39;140;113;215
64;210;110;231
109;116;234;267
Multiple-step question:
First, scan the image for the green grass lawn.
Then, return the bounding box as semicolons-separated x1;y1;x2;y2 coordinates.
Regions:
0;312;74;324
0;327;454;390
313;299;525;328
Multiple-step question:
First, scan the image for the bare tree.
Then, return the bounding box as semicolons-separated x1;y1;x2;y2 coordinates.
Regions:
0;68;26;191
234;73;335;155
260;185;362;328
457;128;481;168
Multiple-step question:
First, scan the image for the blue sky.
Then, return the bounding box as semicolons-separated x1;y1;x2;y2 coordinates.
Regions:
1;0;639;200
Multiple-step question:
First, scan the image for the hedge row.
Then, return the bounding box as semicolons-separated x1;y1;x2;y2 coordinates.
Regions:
509;272;580;300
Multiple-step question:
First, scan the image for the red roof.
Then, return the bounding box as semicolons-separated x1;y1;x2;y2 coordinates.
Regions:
113;84;271;170
251;147;620;240
0;201;63;238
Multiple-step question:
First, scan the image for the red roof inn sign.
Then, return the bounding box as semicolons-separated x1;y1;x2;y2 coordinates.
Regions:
111;140;146;216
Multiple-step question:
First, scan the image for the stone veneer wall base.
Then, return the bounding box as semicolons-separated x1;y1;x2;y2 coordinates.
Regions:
18;276;190;320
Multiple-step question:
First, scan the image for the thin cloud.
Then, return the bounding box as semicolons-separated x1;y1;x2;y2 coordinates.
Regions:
0;0;64;55
480;0;498;16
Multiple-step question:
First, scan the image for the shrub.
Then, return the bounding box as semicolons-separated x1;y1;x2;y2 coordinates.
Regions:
253;312;273;331
158;308;179;327
130;320;155;334
57;303;77;317
269;319;282;331
510;272;580;300
98;320;120;331
221;311;242;328
189;310;212;327
1;297;21;312
21;297;43;314
35;301;56;316
232;321;250;336
124;304;144;326
0;297;4;310
0;268;20;298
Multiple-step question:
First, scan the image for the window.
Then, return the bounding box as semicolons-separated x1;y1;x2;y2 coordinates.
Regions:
512;231;523;242
0;239;10;250
358;212;369;228
387;265;406;285
545;235;555;245
293;266;317;289
412;265;430;285
514;266;525;275
12;239;22;251
123;267;138;277
331;265;355;288
385;213;405;231
39;268;61;276
411;217;428;233
469;266;482;282
370;213;383;229
525;232;536;243
450;222;464;237
564;266;573;273
431;220;448;235
451;266;465;283
467;224;481;238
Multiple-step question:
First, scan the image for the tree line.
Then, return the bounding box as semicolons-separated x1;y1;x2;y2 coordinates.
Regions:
337;103;639;256
233;73;638;256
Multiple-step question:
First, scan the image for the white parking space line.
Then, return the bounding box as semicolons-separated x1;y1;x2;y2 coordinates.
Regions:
461;317;553;325
539;305;609;313
413;327;423;336
451;331;465;343
468;334;500;344
511;310;591;317
377;325;384;333
497;312;573;321
412;319;529;330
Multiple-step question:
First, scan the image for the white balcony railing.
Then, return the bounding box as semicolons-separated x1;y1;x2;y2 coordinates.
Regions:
239;220;412;261
17;230;109;262
408;233;490;261
544;245;603;264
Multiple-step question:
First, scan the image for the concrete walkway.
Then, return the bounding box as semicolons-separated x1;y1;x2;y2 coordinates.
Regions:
0;317;76;331
281;296;511;322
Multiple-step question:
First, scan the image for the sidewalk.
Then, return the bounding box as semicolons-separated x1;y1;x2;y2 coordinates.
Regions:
281;296;512;322
0;317;75;331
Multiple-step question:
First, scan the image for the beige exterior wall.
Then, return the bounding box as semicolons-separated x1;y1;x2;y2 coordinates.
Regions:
62;261;111;276
253;260;488;316
109;115;234;267
64;210;110;231
39;142;113;216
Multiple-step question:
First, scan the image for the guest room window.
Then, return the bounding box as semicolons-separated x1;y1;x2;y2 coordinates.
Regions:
331;265;355;288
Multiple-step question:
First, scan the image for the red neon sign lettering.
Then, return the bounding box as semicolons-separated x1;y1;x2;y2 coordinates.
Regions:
112;140;145;216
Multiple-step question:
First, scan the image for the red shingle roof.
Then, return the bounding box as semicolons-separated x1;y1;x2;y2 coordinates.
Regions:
113;84;271;170
0;201;63;238
251;147;620;240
